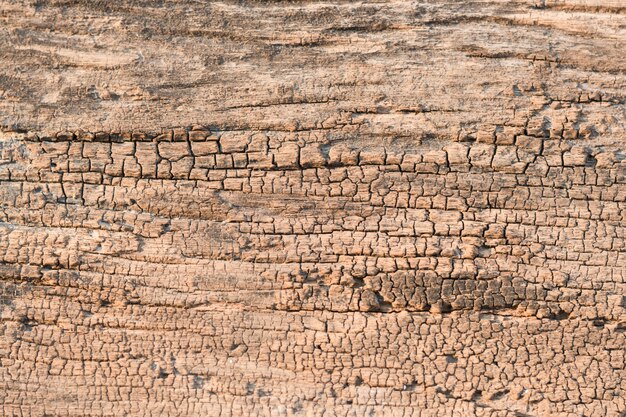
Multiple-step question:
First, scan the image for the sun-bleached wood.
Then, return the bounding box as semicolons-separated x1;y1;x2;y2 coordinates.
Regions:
0;1;625;416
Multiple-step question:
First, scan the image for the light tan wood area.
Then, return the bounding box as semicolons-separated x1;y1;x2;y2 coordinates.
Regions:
0;1;625;416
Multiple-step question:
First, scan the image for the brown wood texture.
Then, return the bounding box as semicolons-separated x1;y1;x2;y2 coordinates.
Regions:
0;1;625;416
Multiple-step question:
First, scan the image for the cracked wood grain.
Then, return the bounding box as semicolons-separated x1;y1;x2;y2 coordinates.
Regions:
0;1;625;416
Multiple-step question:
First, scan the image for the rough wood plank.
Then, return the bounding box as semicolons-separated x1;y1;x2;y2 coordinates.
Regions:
0;1;624;416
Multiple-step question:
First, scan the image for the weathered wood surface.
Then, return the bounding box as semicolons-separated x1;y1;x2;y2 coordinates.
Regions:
0;1;625;416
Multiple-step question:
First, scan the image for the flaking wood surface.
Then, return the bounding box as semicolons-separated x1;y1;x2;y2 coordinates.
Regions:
0;1;625;416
